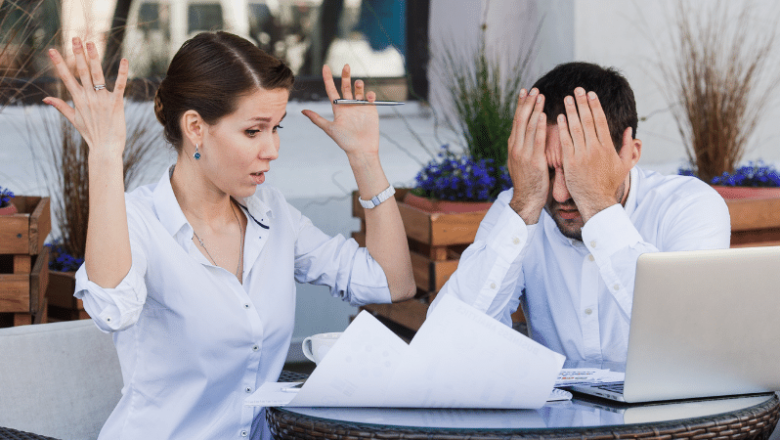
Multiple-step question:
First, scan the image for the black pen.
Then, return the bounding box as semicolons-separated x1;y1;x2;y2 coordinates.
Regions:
333;99;404;106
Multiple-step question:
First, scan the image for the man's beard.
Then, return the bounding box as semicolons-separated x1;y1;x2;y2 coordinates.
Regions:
545;181;627;242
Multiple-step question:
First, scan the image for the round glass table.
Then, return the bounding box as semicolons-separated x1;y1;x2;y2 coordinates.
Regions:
267;393;780;440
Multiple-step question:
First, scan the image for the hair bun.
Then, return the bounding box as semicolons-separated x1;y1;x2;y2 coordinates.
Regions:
153;86;166;126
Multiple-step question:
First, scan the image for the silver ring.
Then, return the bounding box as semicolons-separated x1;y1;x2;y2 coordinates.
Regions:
93;84;106;91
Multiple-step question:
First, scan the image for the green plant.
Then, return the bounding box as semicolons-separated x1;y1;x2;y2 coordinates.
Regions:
440;34;534;168
660;0;780;182
421;10;537;201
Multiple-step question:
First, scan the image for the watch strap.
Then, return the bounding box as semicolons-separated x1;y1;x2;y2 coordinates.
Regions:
358;185;396;209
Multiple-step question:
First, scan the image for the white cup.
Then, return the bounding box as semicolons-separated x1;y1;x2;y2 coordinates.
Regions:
301;332;343;364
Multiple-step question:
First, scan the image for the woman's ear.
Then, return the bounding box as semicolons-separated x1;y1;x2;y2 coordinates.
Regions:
619;127;642;168
181;110;204;148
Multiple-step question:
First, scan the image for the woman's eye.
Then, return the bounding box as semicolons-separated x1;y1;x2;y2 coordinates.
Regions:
273;125;283;132
246;129;260;137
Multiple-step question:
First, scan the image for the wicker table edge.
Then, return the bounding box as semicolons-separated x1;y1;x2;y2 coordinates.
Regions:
267;394;780;440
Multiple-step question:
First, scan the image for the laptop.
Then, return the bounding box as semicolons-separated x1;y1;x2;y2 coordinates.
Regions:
570;246;780;403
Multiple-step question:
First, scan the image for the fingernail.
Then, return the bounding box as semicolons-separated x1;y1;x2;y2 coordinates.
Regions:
86;42;94;51
529;88;538;96
72;37;81;46
588;91;597;100
537;95;543;103
575;87;585;96
565;96;574;104
558;114;565;123
519;89;527;98
48;48;56;57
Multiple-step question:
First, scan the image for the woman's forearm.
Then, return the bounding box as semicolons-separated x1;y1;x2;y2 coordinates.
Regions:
84;152;132;288
348;152;415;302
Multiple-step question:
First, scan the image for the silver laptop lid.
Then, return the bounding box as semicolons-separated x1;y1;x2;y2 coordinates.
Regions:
623;246;780;403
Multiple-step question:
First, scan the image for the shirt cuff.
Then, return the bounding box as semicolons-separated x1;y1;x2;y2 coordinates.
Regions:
74;262;146;332
344;247;392;306
485;204;535;263
581;204;643;257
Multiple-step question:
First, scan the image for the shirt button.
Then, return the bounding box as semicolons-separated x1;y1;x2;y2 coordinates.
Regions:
590;240;597;248
252;345;259;352
585;308;593;315
243;304;250;309
240;430;248;437
613;284;620;291
490;282;497;289
512;237;520;245
106;317;111;322
587;254;595;262
245;387;252;393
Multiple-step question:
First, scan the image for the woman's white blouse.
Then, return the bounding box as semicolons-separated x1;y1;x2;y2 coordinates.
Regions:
74;168;391;440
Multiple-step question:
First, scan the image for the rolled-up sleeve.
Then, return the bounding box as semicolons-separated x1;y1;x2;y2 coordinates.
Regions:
292;208;391;307
74;204;149;333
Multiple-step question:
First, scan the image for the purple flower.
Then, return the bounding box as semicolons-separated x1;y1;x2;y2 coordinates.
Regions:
680;161;780;188
0;186;14;208
413;145;510;201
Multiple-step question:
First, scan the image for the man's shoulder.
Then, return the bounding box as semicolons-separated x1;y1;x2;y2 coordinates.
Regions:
634;167;720;201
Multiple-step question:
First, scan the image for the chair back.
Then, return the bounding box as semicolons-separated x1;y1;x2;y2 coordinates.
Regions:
0;320;122;440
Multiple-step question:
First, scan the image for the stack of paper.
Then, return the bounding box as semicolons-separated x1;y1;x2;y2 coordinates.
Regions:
247;295;566;409
555;368;625;387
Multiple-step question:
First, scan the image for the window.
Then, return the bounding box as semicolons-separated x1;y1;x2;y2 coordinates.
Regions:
188;3;224;34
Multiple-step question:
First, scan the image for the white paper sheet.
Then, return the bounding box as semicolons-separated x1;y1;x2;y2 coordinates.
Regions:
246;295;565;409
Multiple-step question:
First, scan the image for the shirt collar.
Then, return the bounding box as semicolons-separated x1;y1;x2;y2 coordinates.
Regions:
152;166;190;239
151;165;275;238
235;191;274;230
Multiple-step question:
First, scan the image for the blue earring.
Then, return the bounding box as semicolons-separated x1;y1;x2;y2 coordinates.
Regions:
193;144;201;160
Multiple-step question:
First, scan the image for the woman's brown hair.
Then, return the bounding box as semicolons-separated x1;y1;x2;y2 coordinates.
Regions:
153;31;294;150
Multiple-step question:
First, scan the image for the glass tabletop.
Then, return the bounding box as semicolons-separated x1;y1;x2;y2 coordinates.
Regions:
278;393;776;431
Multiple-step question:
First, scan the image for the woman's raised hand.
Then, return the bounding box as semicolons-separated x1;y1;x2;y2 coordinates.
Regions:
302;65;380;158
43;38;129;160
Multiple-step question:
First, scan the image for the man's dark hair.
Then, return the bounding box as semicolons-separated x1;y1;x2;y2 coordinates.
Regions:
531;62;637;152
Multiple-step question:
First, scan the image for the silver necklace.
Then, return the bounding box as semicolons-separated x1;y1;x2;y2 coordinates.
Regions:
193;202;244;279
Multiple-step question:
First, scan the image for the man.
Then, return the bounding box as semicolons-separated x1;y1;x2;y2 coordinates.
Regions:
428;62;730;363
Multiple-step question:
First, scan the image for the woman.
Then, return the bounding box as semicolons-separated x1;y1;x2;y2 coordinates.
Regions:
43;32;415;439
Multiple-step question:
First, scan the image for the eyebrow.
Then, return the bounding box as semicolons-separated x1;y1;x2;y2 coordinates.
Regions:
247;112;287;123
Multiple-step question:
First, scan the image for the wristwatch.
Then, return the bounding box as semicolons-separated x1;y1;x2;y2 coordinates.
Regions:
358;185;396;209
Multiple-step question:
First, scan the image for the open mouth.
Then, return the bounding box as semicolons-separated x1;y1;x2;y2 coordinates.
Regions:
250;171;266;185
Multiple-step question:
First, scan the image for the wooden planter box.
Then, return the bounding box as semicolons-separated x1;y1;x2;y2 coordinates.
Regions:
0;196;51;256
727;197;780;247
0;196;51;327
351;191;780;335
47;271;89;321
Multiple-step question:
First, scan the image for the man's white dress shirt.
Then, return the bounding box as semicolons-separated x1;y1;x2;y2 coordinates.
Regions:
74;167;391;440
428;167;731;363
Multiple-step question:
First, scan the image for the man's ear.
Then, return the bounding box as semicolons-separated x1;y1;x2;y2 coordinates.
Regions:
181;110;204;149
619;127;642;168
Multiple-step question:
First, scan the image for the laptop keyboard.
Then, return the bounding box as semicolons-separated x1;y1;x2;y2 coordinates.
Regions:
594;383;625;394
